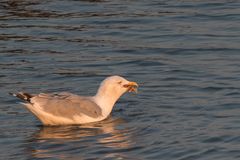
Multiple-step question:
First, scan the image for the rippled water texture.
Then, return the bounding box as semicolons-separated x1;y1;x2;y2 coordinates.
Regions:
1;0;240;159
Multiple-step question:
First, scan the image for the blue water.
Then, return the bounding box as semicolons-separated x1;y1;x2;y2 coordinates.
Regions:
1;0;240;159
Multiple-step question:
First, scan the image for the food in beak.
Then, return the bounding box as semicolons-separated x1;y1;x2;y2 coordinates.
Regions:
123;81;139;93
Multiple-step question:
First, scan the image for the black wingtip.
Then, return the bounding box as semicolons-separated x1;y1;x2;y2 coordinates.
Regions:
9;92;33;103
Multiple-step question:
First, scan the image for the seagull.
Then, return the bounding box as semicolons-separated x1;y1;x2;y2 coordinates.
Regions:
10;76;138;126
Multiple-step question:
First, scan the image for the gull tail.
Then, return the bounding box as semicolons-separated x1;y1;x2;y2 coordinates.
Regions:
9;92;33;103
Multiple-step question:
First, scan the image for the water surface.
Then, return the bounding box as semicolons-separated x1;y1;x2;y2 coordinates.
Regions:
1;0;240;159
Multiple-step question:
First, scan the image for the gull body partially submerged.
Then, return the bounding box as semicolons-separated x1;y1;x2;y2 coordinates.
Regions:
10;76;138;126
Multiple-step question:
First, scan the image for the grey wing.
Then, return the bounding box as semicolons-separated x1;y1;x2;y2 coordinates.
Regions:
32;92;102;119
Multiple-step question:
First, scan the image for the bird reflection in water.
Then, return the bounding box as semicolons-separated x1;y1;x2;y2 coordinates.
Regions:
28;117;136;159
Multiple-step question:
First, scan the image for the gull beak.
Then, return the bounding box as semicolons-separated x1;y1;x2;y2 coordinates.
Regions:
123;81;139;93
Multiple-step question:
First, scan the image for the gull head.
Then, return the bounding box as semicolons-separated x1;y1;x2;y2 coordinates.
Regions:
94;75;138;117
96;75;138;100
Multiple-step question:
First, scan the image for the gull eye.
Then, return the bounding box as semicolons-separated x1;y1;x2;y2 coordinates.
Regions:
118;81;122;85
